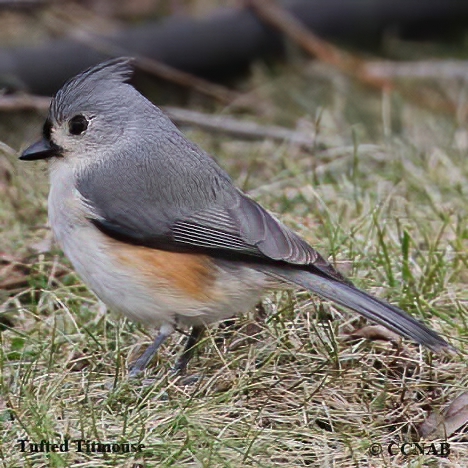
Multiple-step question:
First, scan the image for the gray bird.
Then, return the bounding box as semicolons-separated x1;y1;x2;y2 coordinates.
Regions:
20;58;451;376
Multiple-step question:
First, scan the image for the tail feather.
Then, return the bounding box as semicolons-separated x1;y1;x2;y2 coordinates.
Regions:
267;268;451;353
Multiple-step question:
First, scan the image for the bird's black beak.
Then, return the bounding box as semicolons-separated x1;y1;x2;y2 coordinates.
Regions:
19;138;56;161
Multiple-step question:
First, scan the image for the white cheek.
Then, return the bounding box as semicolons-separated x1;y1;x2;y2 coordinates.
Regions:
52;127;90;158
51;127;69;149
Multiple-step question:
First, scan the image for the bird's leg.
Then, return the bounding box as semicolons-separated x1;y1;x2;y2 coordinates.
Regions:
173;325;205;374
129;323;174;378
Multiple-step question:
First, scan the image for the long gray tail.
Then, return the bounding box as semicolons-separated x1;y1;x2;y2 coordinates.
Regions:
266;268;451;353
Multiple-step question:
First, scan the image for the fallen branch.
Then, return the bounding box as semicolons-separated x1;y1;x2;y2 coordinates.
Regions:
248;0;393;91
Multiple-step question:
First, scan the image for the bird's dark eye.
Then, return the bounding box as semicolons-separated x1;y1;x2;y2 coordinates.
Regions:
68;115;88;135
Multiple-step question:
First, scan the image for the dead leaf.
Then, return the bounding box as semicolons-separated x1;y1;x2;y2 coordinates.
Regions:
419;392;468;438
347;325;402;345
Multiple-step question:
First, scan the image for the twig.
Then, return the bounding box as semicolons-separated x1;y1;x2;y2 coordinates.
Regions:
0;95;51;112
133;56;241;106
78;35;241;105
248;0;393;91
365;60;468;80
44;13;243;106
163;106;315;148
248;0;464;114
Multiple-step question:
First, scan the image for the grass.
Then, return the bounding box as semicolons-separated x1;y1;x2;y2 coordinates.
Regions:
1;60;468;467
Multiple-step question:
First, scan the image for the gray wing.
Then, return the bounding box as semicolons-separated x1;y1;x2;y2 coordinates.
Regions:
172;194;321;264
76;132;343;280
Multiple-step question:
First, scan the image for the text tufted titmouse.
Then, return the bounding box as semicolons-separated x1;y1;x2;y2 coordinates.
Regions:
20;58;452;376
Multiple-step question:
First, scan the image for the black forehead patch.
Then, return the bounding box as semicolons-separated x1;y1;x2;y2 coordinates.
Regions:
43;118;52;140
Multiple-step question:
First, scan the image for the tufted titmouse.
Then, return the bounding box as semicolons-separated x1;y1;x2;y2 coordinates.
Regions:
20;58;451;376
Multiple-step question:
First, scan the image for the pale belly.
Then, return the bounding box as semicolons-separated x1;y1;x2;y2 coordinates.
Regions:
57;224;269;327
47;162;269;328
